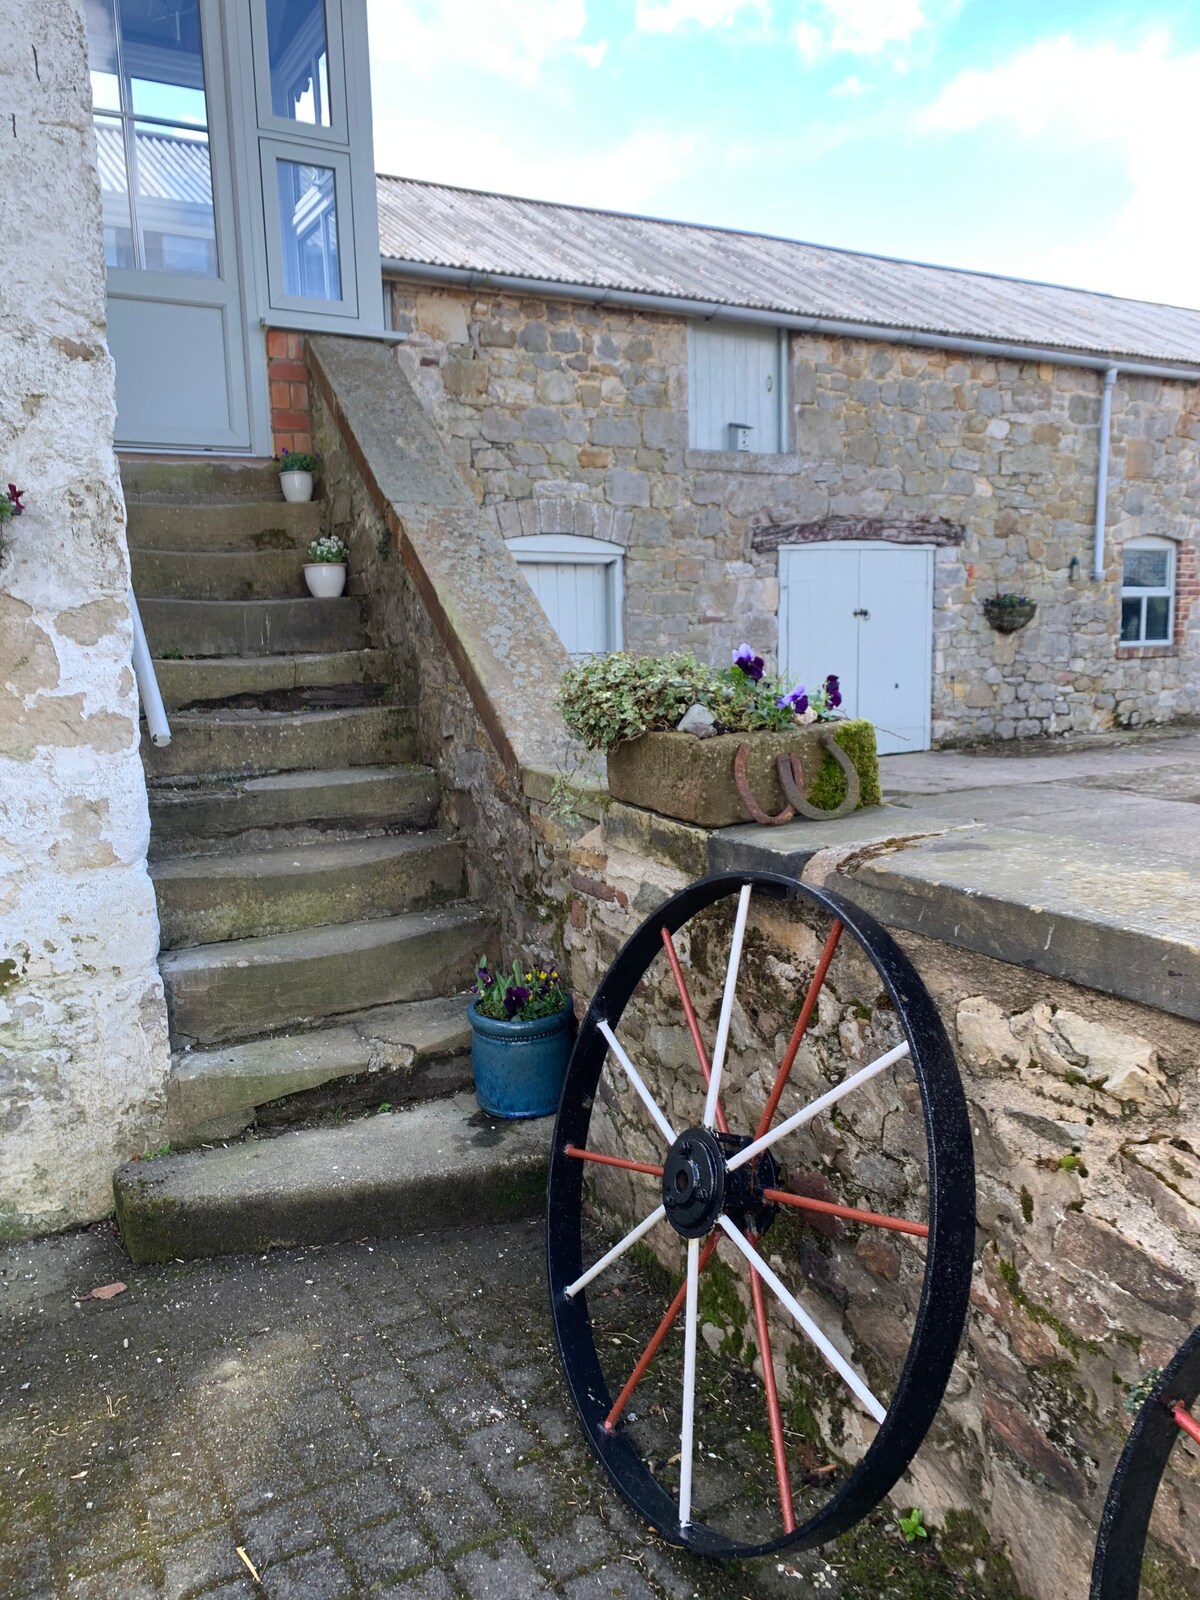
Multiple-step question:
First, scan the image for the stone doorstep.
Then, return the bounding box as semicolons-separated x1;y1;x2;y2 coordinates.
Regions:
708;808;1200;1025
139;595;368;658
159;902;495;1048
146;764;440;858
114;1091;551;1264
124;497;321;550
142;703;418;781
130;546;310;602
152;831;466;948
168;993;474;1146
119;456;285;502
153;649;394;711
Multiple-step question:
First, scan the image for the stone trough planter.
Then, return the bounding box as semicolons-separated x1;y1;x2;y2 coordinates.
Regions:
606;719;880;829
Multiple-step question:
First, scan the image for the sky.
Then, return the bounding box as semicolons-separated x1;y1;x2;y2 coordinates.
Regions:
363;0;1200;312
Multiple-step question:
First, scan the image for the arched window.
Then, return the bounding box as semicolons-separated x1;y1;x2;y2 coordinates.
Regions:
1121;537;1176;645
506;535;624;660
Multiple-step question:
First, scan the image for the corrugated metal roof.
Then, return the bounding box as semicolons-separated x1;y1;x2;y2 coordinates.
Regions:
94;121;214;206
376;174;1200;368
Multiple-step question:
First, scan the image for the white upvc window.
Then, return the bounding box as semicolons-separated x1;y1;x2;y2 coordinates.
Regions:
687;319;787;453
506;535;624;660
1121;537;1175;644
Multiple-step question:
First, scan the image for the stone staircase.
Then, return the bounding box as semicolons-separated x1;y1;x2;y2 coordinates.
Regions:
112;460;549;1263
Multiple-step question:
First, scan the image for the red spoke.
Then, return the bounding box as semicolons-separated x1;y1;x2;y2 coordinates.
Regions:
604;1233;722;1432
745;1230;796;1533
1172;1401;1200;1446
565;1144;664;1179
762;1187;928;1239
660;926;729;1135
755;920;843;1141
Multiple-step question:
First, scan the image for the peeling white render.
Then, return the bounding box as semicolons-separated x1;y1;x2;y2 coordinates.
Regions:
0;0;170;1237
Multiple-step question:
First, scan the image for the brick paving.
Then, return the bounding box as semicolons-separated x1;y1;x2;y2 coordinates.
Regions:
0;1220;1010;1599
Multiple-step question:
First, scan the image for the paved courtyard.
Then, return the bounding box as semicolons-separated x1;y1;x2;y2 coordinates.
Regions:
0;1220;1020;1600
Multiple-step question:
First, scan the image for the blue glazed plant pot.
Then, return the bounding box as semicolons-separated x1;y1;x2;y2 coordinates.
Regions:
468;998;575;1119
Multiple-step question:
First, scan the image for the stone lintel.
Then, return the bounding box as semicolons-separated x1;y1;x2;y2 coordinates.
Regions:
751;516;964;552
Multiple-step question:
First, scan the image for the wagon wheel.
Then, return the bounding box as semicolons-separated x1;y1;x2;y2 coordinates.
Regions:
547;870;975;1558
1091;1326;1200;1599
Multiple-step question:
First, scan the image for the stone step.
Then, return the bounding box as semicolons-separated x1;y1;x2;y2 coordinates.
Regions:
168;995;474;1146
154;649;394;711
114;1091;550;1264
153;832;466;947
143;704;417;781
132;547;308;601
140;597;367;658
147;765;440;857
126;499;320;551
120;457;284;503
160;902;493;1046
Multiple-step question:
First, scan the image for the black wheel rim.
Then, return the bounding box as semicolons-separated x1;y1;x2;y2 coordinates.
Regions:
1091;1325;1200;1599
546;870;976;1559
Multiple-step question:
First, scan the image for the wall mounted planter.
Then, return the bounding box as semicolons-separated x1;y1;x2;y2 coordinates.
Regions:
983;597;1037;634
469;999;575;1119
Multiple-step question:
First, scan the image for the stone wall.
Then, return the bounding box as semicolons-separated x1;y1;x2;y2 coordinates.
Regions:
562;818;1200;1600
306;337;597;978
389;281;1200;744
0;0;170;1236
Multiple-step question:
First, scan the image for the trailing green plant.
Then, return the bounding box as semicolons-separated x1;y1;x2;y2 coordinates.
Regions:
473;957;568;1022
557;643;845;753
276;448;321;474
308;534;347;564
897;1507;929;1543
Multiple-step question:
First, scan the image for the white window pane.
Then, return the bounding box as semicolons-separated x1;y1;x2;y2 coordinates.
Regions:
1123;548;1169;589
119;0;207;120
134;122;216;276
267;0;332;126
276;159;341;299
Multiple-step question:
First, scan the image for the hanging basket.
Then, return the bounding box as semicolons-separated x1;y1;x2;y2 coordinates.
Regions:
983;596;1037;634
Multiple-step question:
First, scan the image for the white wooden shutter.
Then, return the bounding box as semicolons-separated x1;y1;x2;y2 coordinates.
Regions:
688;320;784;452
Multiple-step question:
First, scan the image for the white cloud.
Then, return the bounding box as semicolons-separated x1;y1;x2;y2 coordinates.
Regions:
794;0;943;61
918;31;1200;307
373;114;698;213
830;73;869;96
635;0;769;32
367;0;595;86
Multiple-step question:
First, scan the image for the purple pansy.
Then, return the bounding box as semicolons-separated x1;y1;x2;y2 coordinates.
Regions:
777;686;809;714
503;985;532;1016
732;642;765;682
824;673;842;709
6;485;24;516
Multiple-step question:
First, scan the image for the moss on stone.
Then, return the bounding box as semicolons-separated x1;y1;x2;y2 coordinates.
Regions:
807;718;882;811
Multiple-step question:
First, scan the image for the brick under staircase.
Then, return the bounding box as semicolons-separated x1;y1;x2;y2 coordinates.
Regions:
112;460;549;1263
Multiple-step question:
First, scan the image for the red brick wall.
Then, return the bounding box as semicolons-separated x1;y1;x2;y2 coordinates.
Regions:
1175;538;1199;648
266;330;312;457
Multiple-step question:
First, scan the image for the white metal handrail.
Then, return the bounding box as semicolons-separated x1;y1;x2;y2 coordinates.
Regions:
129;586;170;747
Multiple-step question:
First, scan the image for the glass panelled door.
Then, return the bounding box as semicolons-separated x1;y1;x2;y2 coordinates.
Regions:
87;0;253;449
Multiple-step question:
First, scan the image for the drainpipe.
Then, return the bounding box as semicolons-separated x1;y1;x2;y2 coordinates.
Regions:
129;587;170;747
1092;366;1118;581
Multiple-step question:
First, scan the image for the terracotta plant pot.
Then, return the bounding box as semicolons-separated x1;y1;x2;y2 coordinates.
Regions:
280;469;314;503
606;720;879;829
303;562;346;598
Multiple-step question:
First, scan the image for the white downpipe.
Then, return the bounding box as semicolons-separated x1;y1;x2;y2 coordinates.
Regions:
380;258;1200;385
129;587;170;747
1093;366;1118;582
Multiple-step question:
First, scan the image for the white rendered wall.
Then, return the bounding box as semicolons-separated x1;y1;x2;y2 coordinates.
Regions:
0;0;170;1237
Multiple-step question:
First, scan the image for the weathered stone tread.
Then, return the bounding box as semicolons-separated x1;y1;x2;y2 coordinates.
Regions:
143;703;417;780
140;596;367;657
115;1091;550;1263
154;649;393;710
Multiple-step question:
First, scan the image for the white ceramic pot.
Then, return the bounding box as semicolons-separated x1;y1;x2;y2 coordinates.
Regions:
303;562;347;599
280;469;314;503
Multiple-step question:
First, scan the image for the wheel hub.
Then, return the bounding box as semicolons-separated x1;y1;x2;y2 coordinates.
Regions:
662;1127;780;1240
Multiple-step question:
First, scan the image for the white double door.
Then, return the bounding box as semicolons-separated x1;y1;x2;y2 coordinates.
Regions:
778;543;933;755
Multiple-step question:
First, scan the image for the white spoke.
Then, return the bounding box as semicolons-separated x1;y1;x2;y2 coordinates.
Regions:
727;1040;911;1175
704;883;751;1129
564;1204;666;1300
718;1217;886;1424
678;1235;700;1527
598;1018;677;1147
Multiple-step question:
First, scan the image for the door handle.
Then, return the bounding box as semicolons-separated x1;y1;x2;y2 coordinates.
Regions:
853;608;870;619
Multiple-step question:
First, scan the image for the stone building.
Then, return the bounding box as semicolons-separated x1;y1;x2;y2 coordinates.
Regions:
378;176;1200;753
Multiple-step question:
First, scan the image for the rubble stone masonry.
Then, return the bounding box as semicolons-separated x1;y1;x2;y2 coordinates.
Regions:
390;282;1200;744
0;0;170;1236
